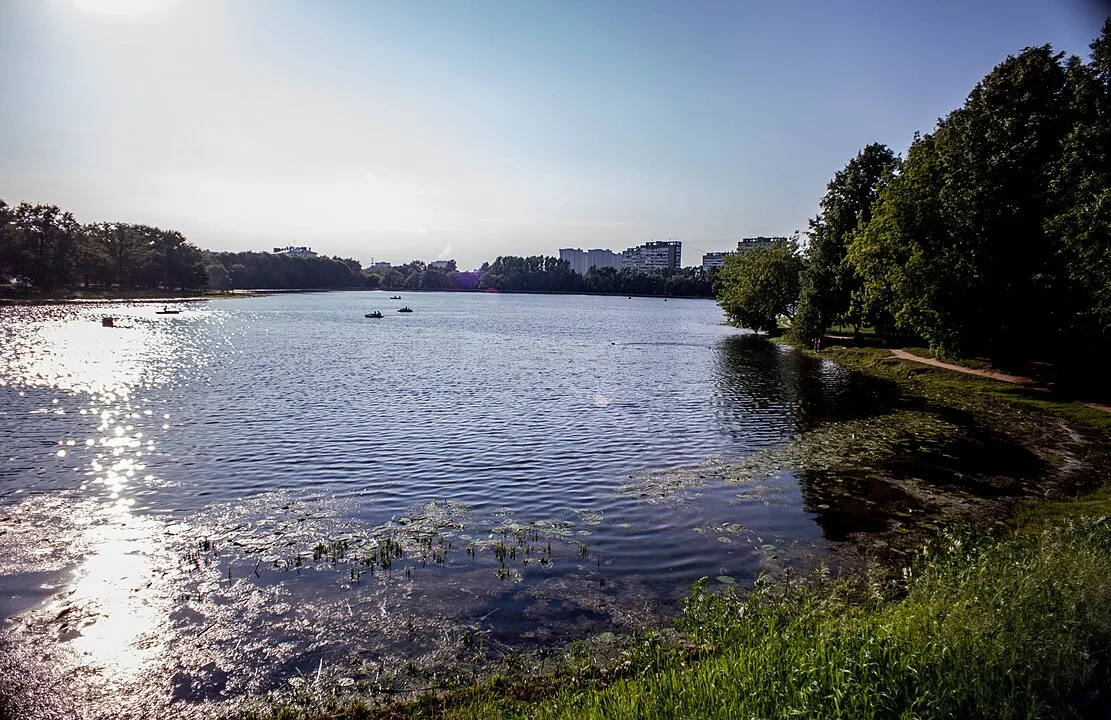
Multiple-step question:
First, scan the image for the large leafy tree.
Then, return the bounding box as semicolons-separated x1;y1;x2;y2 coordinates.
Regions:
0;200;14;280
716;240;803;335
6;202;81;290
848;44;1077;361
1044;20;1111;367
848;132;959;350
75;224;113;288
793;143;900;341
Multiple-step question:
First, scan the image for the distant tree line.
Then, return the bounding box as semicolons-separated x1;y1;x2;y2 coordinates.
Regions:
473;255;715;297
0;200;207;291
203;251;368;291
719;22;1111;385
1;203;715;297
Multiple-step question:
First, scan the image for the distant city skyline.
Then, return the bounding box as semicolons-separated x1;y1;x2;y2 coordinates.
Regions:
1;0;1106;269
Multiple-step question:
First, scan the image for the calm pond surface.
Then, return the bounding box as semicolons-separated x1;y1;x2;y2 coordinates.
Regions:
0;291;892;717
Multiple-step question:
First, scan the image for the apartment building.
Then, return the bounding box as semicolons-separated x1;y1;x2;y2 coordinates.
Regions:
701;251;730;270
622;240;682;271
272;246;318;258
559;248;622;275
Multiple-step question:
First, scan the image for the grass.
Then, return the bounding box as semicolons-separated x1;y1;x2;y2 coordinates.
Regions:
236;498;1111;720
816;343;1111;433
542;520;1111;720
234;337;1111;720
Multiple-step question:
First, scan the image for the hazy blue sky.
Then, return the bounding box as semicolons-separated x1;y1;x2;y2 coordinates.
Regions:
0;0;1106;269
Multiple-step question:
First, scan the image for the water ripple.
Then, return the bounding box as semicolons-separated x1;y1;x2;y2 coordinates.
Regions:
0;293;871;718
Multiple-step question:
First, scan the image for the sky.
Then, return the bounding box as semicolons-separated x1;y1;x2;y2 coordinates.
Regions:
0;0;1107;270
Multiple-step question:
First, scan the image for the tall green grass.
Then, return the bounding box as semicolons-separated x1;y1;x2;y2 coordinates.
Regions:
240;511;1111;720
421;515;1111;720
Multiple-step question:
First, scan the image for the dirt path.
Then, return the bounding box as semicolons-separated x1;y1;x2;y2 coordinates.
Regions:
889;349;1038;385
888;349;1111;414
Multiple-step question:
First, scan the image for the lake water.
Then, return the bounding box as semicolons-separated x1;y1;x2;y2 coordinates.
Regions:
0;291;885;717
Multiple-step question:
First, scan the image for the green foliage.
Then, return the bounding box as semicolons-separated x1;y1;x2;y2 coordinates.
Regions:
716;240;802;334
475;256;714;297
545;518;1111;720
793;143;900;342
0;201;208;291
248;509;1111;720
847;36;1111;377
202;251;366;290
1043;24;1111;367
479;255;579;293
206;262;233;290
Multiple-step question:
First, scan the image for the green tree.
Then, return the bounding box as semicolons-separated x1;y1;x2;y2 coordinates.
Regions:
74;224;113;288
716;240;802;335
793;144;900;341
381;268;404;289
7;203;81;290
1044;21;1111;368
848;44;1074;361
205;262;232;290
0;200;15;281
360;270;381;289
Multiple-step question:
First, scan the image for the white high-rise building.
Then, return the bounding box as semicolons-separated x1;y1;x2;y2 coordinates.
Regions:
559;248;622;274
559;248;589;275
702;251;730;269
622;240;682;271
586;248;622;272
737;236;787;252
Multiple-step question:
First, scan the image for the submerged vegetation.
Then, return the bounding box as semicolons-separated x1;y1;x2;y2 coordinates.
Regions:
234;503;1111;720
228;333;1111;720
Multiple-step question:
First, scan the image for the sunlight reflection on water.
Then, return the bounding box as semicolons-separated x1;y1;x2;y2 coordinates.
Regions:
0;295;862;718
62;507;170;677
0;302;230;710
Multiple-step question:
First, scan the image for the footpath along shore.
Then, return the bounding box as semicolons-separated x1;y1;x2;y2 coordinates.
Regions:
887;348;1111;415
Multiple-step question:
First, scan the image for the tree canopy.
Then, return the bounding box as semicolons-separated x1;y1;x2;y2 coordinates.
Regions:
0;201;208;292
716;240;803;335
203;251;367;290
793;143;901;341
848;34;1110;366
718;20;1111;396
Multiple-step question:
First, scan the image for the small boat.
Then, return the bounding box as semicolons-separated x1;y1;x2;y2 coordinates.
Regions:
397;306;413;313
365;311;383;318
390;295;402;299
155;306;181;315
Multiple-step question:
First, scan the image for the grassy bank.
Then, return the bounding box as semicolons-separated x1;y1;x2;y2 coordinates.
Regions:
0;286;221;303
812;343;1111;433
478;512;1111;719
238;496;1111;720
236;340;1111;720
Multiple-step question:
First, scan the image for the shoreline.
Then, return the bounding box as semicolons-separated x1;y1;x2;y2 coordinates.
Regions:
2;327;1107;719
231;337;1111;719
0;286;716;305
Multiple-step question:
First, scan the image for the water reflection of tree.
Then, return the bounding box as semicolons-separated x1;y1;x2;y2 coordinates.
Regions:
711;334;1054;543
710;334;901;441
